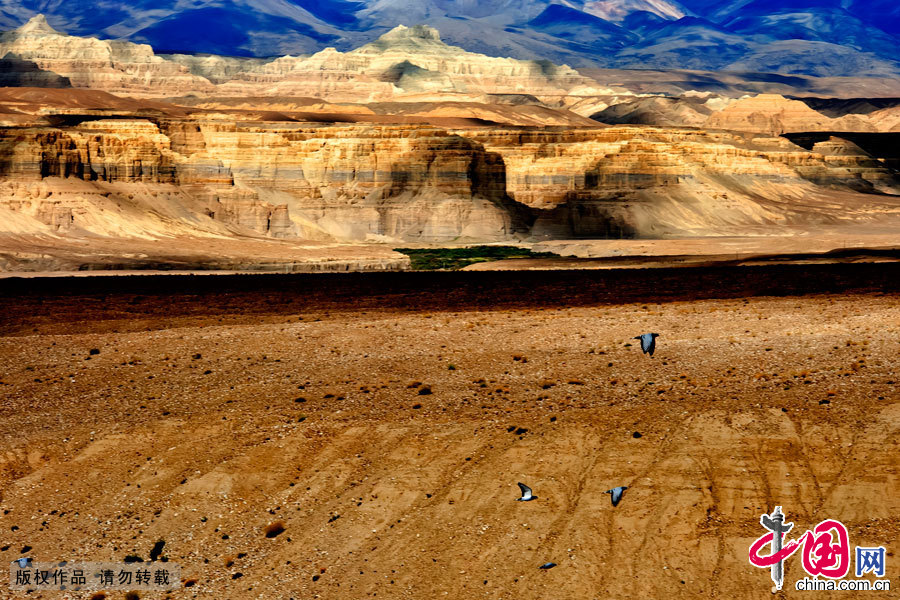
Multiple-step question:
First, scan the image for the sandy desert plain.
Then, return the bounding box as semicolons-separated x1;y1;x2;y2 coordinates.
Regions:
0;11;900;600
1;265;899;600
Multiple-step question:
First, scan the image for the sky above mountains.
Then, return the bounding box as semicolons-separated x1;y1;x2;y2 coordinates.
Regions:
0;0;898;76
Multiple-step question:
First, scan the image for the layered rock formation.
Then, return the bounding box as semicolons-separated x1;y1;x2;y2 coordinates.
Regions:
218;25;604;101
802;97;900;132
590;93;900;134
0;17;612;103
858;106;900;132
160;54;270;85
1;115;898;247
0;15;214;95
457;127;900;237
590;95;720;127
704;94;879;134
0;16;896;272
0;54;70;88
8;15;900;139
0;119;529;243
171;96;596;127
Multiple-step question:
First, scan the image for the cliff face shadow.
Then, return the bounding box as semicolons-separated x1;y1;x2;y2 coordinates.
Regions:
528;196;639;239
784;132;900;174
0;53;71;87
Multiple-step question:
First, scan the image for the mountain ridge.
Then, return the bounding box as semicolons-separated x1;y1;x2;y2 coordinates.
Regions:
0;16;615;100
0;1;898;77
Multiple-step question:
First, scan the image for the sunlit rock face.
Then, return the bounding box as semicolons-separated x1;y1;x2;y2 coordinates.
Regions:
0;15;215;95
704;94;880;135
218;25;601;101
456;126;900;238
0;18;603;101
0;120;530;242
1;116;898;244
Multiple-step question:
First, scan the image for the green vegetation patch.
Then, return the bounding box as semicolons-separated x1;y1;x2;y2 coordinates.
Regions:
394;246;561;271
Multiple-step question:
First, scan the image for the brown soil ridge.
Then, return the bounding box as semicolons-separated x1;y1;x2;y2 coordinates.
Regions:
2;262;900;336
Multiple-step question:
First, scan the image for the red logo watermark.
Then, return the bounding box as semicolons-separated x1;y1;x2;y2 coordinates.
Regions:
748;507;887;592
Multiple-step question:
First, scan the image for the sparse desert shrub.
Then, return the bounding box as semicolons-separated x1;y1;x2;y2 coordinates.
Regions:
393;246;562;270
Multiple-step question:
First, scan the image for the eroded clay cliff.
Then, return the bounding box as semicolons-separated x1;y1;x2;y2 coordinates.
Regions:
0;119;529;243
1;116;898;245
457;127;900;237
0;15;215;96
0;17;609;103
704;94;880;135
219;25;603;101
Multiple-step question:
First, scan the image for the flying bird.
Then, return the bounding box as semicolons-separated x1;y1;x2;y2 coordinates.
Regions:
633;333;660;357
516;482;537;501
15;557;32;568
604;486;628;507
539;562;557;569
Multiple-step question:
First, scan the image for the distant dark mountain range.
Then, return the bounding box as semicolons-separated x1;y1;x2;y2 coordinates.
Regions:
0;0;897;76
